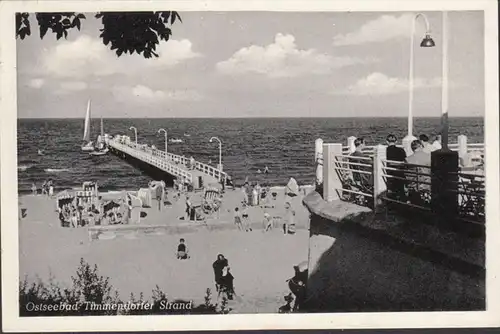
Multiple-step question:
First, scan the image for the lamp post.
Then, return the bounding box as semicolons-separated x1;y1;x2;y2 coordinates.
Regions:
403;13;435;155
209;136;222;171
129;126;138;144
430;11;458;221
440;11;449;150
157;128;168;155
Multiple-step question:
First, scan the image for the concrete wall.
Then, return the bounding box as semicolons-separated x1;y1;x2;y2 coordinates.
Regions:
303;193;485;312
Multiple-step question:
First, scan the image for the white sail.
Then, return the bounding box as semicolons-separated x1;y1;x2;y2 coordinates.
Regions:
83;99;91;142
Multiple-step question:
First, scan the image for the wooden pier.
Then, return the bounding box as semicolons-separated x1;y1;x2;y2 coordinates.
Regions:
105;135;228;187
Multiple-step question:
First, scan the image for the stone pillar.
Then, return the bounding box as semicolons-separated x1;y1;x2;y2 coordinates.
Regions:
402;135;417;157
373;144;387;207
431;149;459;219
322;143;343;202
315;138;324;185
347;136;356;154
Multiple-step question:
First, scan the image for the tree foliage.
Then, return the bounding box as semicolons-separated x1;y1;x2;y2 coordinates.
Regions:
16;12;182;59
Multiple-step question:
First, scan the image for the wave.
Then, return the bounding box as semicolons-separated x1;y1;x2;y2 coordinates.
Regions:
18;164;32;172
45;168;70;173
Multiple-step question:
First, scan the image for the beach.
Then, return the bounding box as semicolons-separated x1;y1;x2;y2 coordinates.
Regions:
19;186;311;314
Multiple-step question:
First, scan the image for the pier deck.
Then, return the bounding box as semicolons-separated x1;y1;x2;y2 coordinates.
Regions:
106;137;228;186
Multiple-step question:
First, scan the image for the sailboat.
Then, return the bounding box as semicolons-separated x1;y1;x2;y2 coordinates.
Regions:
89;116;109;156
81;100;94;152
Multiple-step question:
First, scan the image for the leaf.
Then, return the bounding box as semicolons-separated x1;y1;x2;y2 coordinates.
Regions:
63;18;71;26
75;18;81;30
77;13;86;19
40;25;49;39
56;30;63;40
63;30;68;39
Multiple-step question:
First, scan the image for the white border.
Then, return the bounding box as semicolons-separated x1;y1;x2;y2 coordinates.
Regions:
1;0;499;331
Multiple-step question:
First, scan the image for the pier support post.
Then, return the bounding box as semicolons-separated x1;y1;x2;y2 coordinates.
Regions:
402;135;417;157
322;143;343;202
373;144;387;207
431;149;459;222
315;138;324;185
457;135;470;167
347;136;356;154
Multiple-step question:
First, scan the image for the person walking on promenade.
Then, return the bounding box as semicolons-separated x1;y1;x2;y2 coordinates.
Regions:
385;134;407;200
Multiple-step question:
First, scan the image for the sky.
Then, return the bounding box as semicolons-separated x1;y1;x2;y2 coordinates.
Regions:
17;11;485;118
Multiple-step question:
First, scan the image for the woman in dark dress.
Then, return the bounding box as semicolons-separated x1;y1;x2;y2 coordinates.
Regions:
212;254;228;292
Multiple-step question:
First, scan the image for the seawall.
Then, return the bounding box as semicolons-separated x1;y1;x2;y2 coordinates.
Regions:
302;190;485;312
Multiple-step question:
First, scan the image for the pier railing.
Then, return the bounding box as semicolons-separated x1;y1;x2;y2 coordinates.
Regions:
107;137;228;183
316;136;485;224
107;139;194;183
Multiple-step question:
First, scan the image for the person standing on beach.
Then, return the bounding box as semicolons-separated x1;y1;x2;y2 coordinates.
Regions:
185;196;192;220
49;183;54;197
41;180;47;195
213;254;229;292
31;183;37;196
263;212;273;232
241;203;252;232
234;207;243;230
385;134;406;200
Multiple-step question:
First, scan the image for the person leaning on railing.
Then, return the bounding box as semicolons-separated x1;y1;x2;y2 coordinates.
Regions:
385;134;407;200
405;140;431;204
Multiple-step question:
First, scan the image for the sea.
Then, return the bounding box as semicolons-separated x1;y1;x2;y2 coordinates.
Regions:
17;117;484;194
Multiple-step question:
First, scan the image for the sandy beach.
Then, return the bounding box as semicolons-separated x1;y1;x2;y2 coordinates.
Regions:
19;187;311;313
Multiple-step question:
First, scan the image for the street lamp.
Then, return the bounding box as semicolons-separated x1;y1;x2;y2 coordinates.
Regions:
404;13;436;152
157;128;168;154
440;11;449;150
209;136;222;171
129;126;138;144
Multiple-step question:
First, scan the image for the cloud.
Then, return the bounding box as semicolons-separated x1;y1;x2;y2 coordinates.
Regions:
335;72;441;95
333;14;425;46
41;35;201;78
216;33;371;78
59;81;88;91
113;85;204;103
28;78;44;88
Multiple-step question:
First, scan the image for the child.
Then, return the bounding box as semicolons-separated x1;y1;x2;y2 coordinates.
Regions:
234;207;243;231
177;238;190;260
263;212;273;232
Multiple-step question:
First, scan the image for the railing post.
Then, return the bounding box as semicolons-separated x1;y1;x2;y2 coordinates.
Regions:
322;143;343;202
373;144;387;207
315;138;324;185
457;134;469;166
347;136;356;154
